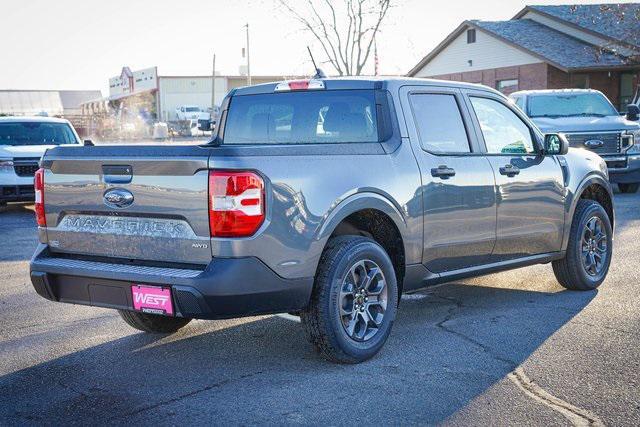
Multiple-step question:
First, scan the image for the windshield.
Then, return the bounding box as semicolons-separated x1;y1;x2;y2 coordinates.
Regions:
223;90;378;144
0;122;79;146
528;93;619;118
185;107;200;112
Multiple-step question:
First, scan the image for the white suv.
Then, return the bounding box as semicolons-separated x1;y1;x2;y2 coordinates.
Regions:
0;117;81;210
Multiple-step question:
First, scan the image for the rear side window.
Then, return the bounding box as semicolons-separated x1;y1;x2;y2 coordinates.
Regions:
222;90;378;144
409;93;471;153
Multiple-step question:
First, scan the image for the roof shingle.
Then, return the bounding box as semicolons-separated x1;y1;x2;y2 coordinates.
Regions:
473;19;634;69
529;3;640;47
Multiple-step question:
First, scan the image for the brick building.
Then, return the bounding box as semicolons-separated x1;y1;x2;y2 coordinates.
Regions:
407;4;640;111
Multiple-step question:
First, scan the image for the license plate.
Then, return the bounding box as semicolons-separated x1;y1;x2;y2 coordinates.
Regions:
131;285;173;316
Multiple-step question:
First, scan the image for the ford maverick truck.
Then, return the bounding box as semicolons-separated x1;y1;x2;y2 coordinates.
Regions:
30;78;615;363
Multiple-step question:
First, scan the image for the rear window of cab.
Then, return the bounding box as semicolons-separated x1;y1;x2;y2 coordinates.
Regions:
222;90;379;144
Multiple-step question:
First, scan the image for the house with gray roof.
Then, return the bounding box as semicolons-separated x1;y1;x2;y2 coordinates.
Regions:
407;3;640;110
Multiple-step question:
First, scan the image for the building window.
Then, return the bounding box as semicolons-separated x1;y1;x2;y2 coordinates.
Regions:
570;74;590;89
467;29;476;44
496;79;519;94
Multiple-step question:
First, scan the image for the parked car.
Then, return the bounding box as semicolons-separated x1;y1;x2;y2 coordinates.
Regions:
30;78;614;363
0;117;81;210
510;89;640;193
175;105;202;121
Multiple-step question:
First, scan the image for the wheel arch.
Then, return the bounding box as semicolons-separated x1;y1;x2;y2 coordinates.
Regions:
563;174;614;251
314;192;411;294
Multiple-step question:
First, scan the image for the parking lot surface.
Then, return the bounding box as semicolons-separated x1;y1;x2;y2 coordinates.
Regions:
1;189;639;425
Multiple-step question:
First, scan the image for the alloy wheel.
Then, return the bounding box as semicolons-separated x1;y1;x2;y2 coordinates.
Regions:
339;259;388;341
581;216;608;277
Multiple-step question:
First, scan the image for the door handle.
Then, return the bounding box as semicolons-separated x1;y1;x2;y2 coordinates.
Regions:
499;164;520;177
102;165;133;184
431;165;456;179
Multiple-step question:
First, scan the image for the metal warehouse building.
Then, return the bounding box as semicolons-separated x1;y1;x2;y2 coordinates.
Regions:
0;90;103;136
104;66;300;122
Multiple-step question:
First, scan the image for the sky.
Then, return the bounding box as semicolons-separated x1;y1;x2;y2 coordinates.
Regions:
0;0;633;94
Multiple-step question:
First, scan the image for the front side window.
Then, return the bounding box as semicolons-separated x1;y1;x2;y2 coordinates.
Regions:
0;122;79;146
470;97;535;155
410;93;470;153
223;90;378;144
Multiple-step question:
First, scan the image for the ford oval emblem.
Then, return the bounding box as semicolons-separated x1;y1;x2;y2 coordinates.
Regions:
103;188;134;208
584;139;604;148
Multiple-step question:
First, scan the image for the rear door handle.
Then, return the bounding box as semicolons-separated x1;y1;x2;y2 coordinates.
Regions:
499;164;520;177
431;165;456;179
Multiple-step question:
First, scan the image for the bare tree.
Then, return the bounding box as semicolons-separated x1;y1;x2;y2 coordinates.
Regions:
275;0;392;76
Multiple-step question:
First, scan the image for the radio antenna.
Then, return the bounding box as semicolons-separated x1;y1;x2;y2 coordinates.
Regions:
307;46;327;79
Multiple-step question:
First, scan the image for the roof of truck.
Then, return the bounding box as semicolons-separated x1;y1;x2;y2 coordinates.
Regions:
510;88;606;97
232;77;502;97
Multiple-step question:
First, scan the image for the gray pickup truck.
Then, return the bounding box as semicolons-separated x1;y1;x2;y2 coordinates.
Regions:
510;89;640;193
30;78;614;363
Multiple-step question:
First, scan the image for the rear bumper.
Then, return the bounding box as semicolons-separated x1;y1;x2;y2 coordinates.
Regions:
0;185;35;202
607;155;640;184
29;245;313;319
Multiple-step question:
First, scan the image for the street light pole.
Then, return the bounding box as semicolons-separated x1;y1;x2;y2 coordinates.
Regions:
245;23;251;86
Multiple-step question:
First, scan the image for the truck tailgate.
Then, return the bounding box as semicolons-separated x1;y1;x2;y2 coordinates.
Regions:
41;145;211;265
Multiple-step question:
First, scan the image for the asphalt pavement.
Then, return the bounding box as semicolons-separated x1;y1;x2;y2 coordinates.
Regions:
1;190;639;425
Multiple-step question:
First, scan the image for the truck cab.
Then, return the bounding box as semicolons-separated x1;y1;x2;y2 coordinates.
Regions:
510;89;640;193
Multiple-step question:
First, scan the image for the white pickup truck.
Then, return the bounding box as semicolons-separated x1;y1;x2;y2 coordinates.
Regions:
174;105;202;121
0;117;81;210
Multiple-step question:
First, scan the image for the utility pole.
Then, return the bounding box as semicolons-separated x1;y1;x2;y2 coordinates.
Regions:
211;53;216;109
245;23;251;85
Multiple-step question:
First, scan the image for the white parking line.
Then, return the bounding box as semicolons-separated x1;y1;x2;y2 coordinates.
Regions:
508;367;604;427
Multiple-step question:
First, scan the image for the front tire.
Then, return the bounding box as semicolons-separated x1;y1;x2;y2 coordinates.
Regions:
118;310;191;333
301;236;398;364
618;183;639;194
552;199;613;290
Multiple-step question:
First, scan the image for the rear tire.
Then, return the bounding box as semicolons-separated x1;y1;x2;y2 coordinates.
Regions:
552;199;612;291
118;310;191;333
301;236;398;364
618;183;639;194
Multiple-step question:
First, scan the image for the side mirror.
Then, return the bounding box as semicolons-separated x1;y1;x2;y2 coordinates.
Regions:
544;133;569;155
83;139;94;146
626;104;639;121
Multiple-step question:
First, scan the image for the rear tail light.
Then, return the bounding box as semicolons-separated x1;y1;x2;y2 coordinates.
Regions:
208;171;265;237
34;168;46;227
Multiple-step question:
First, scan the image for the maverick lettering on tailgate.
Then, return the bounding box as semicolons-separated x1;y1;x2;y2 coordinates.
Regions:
58;215;196;239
